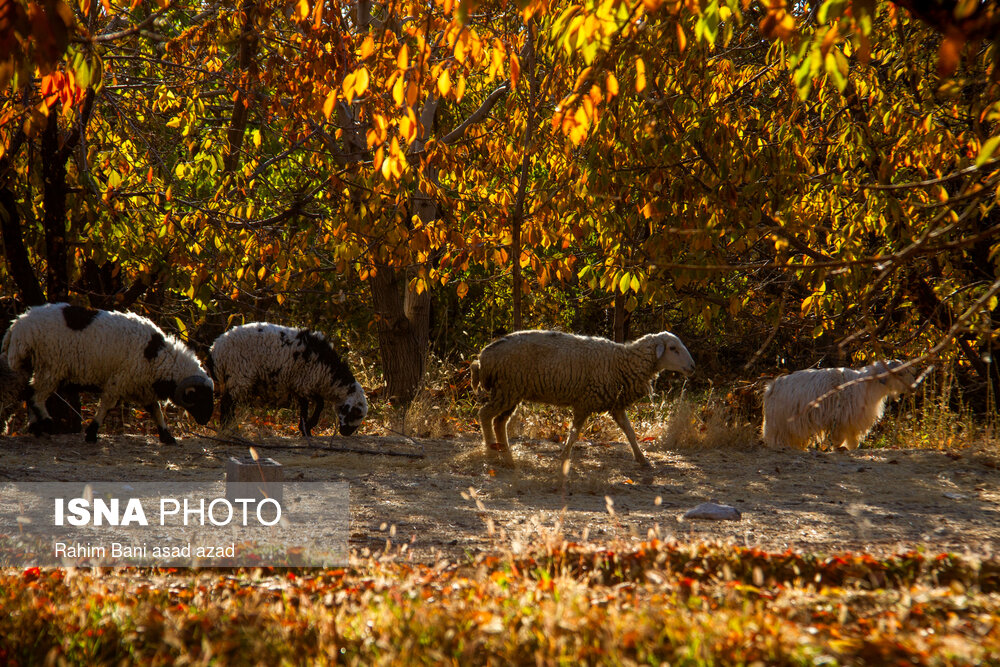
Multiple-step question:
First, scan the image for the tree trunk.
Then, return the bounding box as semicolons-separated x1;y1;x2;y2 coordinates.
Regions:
0;187;46;306
41;112;69;303
370;267;428;405
612;290;630;343
223;0;259;173
508;18;536;333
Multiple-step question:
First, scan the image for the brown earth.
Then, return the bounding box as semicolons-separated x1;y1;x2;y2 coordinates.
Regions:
2;423;998;562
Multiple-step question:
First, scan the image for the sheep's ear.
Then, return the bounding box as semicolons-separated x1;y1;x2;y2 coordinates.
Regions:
655;342;665;359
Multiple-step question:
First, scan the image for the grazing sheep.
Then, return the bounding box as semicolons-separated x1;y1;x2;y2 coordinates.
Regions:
2;303;214;443
207;323;368;437
470;330;696;469
762;360;921;450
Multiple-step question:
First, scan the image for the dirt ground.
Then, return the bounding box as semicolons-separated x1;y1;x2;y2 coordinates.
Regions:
3;421;999;562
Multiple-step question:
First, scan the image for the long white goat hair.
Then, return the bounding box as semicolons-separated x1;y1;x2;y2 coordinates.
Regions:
762;360;919;450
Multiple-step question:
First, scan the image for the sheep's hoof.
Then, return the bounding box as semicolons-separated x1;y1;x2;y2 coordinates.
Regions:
158;428;176;445
28;419;53;437
84;422;100;443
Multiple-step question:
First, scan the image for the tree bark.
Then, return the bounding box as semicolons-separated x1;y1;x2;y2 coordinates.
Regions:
223;0;259;173
612;290;630;343
509;19;537;332
0;187;46;306
41;112;69;303
370;268;427;405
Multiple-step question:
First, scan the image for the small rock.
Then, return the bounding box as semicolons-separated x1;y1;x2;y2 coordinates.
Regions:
943;492;967;500
682;502;742;521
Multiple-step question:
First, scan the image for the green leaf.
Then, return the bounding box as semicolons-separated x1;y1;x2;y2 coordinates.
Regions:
817;0;849;24
977;135;1000;167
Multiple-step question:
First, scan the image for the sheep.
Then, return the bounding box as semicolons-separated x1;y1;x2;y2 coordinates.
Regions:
207;322;368;437
761;360;921;451
470;330;696;469
1;303;214;443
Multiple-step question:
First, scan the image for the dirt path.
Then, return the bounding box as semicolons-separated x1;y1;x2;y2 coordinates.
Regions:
2;431;998;560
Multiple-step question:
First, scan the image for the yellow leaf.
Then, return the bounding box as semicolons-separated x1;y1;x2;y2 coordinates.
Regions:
342;71;356;103
400;114;416;142
397;44;409;71
257;266;267;281
322;90;337;120
510;55;520;89
437;69;452;96
392;77;405;106
355;67;370;98
676;23;687;52
360;36;375;60
606;72;619;97
405;79;419;107
456;281;469;298
296;0;308;21
635;58;646;93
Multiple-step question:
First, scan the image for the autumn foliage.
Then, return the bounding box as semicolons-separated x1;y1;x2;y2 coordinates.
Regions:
1;542;998;664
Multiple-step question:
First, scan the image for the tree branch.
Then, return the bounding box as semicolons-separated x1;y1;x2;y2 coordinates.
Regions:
440;82;510;145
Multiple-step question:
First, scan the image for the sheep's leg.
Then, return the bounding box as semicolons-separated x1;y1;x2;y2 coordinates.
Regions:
297;397;313;437
492;407;516;466
306;398;324;434
85;392;119;443
478;404;498;447
219;392;236;430
145;402;176;445
479;401;516;465
611;407;652;468
25;378;57;436
558;413;588;471
842;431;863;450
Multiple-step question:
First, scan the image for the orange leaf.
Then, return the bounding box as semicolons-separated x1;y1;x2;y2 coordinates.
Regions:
635;57;646;93
937;35;963;78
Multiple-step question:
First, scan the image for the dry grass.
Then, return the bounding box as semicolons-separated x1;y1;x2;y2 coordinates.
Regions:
655;393;760;452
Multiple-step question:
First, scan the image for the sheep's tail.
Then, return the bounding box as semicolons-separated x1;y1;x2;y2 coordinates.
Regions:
469;359;482;390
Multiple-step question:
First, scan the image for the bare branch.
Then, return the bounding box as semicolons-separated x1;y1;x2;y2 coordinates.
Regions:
440;82;511;145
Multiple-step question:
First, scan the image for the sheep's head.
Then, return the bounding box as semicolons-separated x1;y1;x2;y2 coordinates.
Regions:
175;375;215;425
337;382;368;436
650;332;695;377
880;360;924;395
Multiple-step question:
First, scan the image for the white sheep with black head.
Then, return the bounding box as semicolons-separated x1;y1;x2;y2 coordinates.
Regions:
1;303;214;443
762;360;922;450
470;330;695;470
207;322;368;437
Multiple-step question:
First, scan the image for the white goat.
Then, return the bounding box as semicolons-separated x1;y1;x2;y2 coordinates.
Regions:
762;360;920;450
